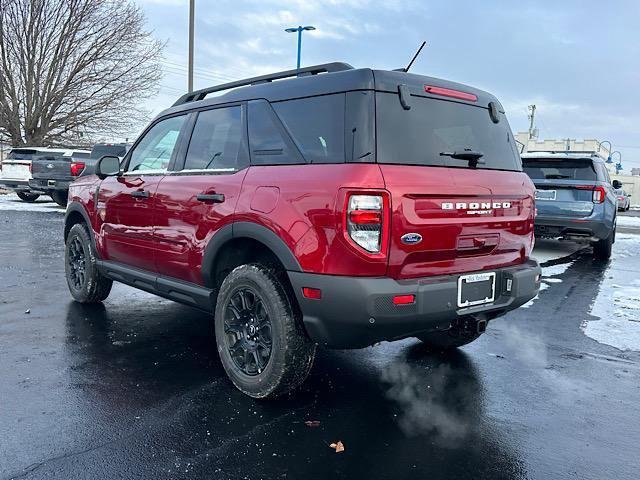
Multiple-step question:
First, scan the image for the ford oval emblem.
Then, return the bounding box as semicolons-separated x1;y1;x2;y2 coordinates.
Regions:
401;233;422;245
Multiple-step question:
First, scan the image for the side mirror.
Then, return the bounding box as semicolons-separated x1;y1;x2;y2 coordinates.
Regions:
612;180;622;189
95;155;121;179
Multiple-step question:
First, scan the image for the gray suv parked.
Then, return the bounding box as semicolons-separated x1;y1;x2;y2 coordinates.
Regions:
522;152;619;259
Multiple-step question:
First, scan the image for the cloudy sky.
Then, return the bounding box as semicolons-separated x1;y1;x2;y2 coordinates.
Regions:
135;0;640;171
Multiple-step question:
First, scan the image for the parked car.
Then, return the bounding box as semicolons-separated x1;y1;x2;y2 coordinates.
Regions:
64;62;541;398
29;150;91;206
522;152;620;259
79;143;130;177
0;147;70;201
614;188;631;211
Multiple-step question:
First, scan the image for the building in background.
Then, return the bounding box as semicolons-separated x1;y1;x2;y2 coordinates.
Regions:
515;133;612;160
514;132;623;173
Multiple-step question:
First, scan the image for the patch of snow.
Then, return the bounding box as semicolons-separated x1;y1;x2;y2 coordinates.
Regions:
583;233;640;351
617;215;640;228
0;193;64;213
532;239;585;264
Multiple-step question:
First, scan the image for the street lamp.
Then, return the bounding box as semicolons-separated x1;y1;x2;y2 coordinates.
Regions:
285;25;316;70
611;151;622;173
598;140;613;163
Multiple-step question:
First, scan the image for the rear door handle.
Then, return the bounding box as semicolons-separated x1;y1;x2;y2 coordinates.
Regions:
131;190;150;198
197;193;225;203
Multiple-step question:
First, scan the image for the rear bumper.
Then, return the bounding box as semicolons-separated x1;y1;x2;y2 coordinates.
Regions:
288;260;541;349
0;179;32;192
29;178;71;193
535;215;611;240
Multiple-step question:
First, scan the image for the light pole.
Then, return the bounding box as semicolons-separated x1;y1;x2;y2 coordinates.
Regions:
611;151;622;173
285;25;315;70
598;140;613;162
188;0;195;92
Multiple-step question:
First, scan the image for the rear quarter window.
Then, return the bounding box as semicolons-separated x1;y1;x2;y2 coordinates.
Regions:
375;92;521;171
272;94;345;164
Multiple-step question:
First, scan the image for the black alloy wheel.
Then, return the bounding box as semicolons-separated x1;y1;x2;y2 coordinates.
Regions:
67;236;87;290
223;287;273;375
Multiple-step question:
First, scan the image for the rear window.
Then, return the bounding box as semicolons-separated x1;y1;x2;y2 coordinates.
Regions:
91;144;128;159
376;93;521;171
523;158;597;181
7;149;37;160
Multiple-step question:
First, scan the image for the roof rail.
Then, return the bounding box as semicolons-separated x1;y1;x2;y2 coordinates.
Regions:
172;62;354;107
524;150;602;156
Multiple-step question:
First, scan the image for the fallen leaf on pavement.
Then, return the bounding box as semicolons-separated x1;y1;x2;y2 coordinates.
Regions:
304;420;321;427
329;441;345;453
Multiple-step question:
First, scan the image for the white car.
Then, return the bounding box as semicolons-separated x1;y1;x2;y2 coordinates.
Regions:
0;147;73;202
615;189;631;211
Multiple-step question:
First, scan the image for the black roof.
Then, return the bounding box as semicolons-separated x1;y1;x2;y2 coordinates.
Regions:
158;62;502;120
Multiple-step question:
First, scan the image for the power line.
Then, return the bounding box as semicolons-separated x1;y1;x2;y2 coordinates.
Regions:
160;60;238;82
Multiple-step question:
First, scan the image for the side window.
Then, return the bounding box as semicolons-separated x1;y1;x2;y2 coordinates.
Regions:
127;115;187;173
272;94;345;163
183;106;245;172
248;101;302;166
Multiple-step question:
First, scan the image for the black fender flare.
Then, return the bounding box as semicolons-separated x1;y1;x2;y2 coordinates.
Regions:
64;202;99;257
201;222;302;288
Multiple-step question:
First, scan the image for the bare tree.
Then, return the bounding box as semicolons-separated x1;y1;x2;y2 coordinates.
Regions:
0;0;164;146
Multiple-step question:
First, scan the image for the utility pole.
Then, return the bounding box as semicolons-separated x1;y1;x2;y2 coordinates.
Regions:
527;104;537;140
188;0;195;92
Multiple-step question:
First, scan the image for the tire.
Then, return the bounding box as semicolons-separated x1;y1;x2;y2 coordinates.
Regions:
65;223;112;303
593;226;614;260
214;264;316;399
417;329;482;350
51;190;68;207
16;191;40;202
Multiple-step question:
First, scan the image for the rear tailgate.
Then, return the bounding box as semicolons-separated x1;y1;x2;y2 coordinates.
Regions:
523;158;597;217
31;155;72;181
374;81;534;280
381;166;534;279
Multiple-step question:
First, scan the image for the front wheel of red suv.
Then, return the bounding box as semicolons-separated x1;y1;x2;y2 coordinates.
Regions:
214;264;316;399
65;223;113;303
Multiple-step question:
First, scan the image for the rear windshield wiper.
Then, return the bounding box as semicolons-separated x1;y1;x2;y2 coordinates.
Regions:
440;150;485;166
544;174;572;179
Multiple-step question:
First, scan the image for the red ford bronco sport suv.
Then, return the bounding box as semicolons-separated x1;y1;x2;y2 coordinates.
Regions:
64;63;541;398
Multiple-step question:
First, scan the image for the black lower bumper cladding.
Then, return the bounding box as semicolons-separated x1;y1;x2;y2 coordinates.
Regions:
288;260;541;348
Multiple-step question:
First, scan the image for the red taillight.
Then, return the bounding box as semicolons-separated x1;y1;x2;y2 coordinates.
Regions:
575;185;606;203
302;287;322;300
70;161;85;176
29;162;32;173
393;294;415;305
349;210;382;225
345;194;388;254
424;85;478;102
617;196;624;201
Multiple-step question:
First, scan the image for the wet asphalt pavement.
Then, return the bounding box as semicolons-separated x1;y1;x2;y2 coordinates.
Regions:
1;206;640;480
